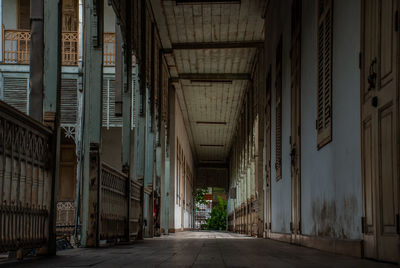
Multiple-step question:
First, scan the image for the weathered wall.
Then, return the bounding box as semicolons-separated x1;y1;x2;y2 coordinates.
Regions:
3;0;17;29
300;0;362;239
104;1;115;33
172;90;195;230
268;0;292;234
265;0;362;240
101;127;122;171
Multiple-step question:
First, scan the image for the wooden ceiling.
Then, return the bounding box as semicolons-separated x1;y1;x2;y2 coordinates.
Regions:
151;0;265;163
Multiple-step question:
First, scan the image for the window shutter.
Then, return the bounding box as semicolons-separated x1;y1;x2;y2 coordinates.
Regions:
131;73;137;129
317;0;333;149
275;37;283;181
102;78;123;128
3;77;28;114
60;78;77;125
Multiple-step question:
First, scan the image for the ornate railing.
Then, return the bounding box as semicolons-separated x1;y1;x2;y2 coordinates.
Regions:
100;163;128;241
2;29;79;65
2;29;118;66
103;33;115;66
99;163;143;242
61;32;78;66
56;200;76;237
0;100;53;252
3;29;30;64
130;178;143;239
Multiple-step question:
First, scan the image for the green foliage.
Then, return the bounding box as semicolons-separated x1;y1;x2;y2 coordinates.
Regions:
206;196;227;230
195;188;208;210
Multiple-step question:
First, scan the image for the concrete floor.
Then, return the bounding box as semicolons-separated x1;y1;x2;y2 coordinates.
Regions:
1;231;396;268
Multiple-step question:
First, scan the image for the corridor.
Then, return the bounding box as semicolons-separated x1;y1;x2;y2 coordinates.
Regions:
0;0;399;266
3;232;395;268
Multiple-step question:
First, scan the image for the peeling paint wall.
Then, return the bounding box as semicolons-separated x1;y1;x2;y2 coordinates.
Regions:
266;0;362;240
301;0;362;240
265;0;362;240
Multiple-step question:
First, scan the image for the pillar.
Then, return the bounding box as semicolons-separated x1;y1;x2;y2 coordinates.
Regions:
43;0;62;255
29;0;44;121
81;0;104;247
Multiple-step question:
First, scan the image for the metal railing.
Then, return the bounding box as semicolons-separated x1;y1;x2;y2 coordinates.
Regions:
100;163;128;241
100;163;143;242
0;100;53;252
56;200;76;237
2;28;117;66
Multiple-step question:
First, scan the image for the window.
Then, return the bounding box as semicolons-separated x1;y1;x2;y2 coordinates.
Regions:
275;37;283;181
316;0;333;149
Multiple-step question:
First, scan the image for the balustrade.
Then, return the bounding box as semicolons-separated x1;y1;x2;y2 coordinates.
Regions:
2;28;117;67
0;100;53;252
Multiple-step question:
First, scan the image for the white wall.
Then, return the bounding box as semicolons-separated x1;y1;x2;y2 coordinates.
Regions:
300;0;362;239
173;93;194;230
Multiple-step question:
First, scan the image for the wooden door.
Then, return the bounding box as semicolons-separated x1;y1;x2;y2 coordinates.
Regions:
290;0;302;243
265;68;272;236
59;144;77;201
361;0;399;262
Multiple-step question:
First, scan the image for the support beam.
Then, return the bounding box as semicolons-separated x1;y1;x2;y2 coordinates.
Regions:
170;73;251;83
171;41;264;50
43;0;62;255
81;0;104;247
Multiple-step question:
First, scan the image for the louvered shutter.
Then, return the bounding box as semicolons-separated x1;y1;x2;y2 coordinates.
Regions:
275;38;283;181
3;77;28;114
102;78;123;128
131;73;138;128
60;78;77;125
316;0;333;149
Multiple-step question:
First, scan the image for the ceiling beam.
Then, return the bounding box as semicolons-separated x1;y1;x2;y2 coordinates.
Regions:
171;41;264;50
176;0;241;5
170;73;251;83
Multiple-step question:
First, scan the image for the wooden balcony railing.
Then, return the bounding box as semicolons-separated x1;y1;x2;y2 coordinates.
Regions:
3;29;30;64
3;28;117;66
103;33;115;66
61;31;78;66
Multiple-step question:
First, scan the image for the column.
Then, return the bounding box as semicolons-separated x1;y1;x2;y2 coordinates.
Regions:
81;0;104;247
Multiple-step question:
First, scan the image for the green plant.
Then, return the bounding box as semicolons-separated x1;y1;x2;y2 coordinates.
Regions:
206;196;227;230
194;188;208;211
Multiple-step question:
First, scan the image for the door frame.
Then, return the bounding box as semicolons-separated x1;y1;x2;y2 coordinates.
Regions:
290;0;302;244
265;67;272;238
360;0;400;263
